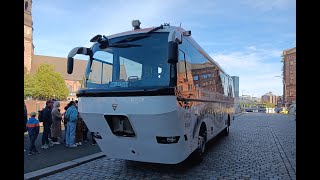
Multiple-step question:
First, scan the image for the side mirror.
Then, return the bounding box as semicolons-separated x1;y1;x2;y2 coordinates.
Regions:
168;41;178;64
67;57;74;74
67;47;91;74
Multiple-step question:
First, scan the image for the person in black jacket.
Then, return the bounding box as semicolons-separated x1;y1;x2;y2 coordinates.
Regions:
24;101;28;152
24;101;28;133
41;100;54;149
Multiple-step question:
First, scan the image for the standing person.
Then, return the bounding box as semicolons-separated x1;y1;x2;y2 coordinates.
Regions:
51;101;62;144
83;122;89;142
24;101;28;133
26;112;40;155
65;101;78;148
62;103;71;143
74;100;83;146
24;101;28;152
41;100;54;149
48;99;56;140
75;117;84;145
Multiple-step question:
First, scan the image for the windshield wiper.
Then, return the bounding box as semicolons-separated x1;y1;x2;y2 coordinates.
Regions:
114;35;150;44
147;25;163;34
109;43;142;48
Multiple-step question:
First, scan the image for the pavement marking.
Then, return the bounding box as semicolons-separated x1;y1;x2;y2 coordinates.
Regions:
24;152;106;180
267;121;296;180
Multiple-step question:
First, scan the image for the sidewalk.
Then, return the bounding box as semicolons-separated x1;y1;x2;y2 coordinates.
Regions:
24;126;104;179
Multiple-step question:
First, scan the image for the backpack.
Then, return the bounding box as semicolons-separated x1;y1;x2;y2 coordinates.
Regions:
38;109;44;122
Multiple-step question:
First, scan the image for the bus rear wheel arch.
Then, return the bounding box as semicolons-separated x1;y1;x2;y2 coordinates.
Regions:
193;122;207;163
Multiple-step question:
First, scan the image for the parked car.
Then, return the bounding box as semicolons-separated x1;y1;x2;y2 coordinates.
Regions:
279;107;288;114
259;108;266;113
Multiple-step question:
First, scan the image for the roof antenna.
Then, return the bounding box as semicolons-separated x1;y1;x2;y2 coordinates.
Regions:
180;23;182;27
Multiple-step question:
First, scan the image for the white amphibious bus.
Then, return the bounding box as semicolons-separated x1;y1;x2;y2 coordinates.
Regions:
67;21;235;164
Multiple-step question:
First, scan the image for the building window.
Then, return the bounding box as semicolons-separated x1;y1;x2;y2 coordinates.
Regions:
178;86;183;91
188;84;193;91
290;61;294;65
195;83;199;87
289;89;295;96
25;1;28;10
202;74;208;79
193;76;199;81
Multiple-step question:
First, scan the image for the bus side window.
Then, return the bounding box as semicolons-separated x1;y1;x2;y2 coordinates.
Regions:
177;50;186;83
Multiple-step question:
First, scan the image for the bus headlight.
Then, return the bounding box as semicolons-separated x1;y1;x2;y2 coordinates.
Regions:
156;136;180;144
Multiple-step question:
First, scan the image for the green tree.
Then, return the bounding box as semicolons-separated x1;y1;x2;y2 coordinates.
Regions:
25;63;69;100
265;102;275;108
24;73;36;99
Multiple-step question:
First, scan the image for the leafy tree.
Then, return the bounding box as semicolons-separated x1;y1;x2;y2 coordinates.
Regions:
265;102;275;108
24;73;36;99
24;63;69;100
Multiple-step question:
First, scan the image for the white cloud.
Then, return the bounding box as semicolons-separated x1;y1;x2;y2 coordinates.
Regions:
209;47;284;97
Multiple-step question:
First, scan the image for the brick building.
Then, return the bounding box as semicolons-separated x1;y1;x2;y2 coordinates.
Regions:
24;0;86;101
261;92;278;105
24;0;33;73
282;47;296;107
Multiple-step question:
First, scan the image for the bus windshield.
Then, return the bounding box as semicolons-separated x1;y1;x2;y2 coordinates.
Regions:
85;32;170;90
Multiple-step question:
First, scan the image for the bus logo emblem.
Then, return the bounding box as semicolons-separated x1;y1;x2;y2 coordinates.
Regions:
112;104;118;111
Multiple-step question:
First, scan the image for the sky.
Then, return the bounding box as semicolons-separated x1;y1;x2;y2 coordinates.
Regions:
32;0;296;98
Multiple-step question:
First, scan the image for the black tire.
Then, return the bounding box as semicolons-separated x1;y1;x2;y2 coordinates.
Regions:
192;128;207;163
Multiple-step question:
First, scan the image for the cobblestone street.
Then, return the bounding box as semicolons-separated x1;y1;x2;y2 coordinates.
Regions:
41;113;296;180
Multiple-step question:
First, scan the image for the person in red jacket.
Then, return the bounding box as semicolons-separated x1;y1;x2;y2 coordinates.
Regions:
26;112;40;155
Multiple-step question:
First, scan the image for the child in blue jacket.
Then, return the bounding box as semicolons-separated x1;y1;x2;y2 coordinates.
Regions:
26;112;40;155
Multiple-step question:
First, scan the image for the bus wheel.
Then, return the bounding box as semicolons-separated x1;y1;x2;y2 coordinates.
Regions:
193;128;207;163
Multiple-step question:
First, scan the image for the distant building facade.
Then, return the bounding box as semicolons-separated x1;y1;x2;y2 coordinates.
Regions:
24;0;33;73
24;0;86;101
231;76;239;97
282;47;296;107
261;92;277;104
276;96;282;107
251;97;261;103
